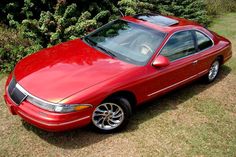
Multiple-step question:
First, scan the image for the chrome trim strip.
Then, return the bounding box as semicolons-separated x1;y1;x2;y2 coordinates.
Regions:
198;69;208;76
14;83;93;110
16;83;60;106
15;83;28;104
15;83;28;95
148;75;196;97
147;69;208;97
17;110;90;126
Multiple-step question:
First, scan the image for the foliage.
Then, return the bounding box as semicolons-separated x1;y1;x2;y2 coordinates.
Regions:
1;0;211;46
205;0;236;16
154;0;211;26
0;0;215;72
0;24;42;72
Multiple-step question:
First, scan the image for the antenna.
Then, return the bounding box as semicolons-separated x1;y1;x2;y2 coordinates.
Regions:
118;9;124;17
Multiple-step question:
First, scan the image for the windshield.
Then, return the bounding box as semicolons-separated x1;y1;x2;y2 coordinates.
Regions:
84;20;166;65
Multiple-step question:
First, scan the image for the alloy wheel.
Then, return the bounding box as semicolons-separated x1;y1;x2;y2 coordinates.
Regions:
208;60;220;81
92;103;125;131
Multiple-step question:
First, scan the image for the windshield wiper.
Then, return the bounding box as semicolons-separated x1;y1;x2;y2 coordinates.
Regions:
95;45;117;58
83;37;116;58
83;37;97;46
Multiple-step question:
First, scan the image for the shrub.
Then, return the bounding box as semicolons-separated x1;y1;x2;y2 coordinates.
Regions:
18;0;211;48
0;0;213;72
0;24;42;72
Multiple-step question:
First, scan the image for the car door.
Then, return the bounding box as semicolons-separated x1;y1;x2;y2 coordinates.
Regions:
145;30;200;98
191;30;214;74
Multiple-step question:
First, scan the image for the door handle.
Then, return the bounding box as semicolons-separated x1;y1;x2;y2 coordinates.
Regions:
192;60;198;64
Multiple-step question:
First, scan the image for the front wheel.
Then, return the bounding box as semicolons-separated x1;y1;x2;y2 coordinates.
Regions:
92;97;132;133
204;59;220;83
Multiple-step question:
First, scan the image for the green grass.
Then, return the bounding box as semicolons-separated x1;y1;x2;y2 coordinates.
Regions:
210;13;236;38
0;13;236;157
210;12;236;74
189;100;236;156
205;0;236;17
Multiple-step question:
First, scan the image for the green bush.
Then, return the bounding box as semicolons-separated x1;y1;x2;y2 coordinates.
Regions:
0;24;42;72
0;0;213;72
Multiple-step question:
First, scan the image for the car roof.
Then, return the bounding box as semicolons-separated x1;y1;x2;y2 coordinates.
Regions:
121;13;202;33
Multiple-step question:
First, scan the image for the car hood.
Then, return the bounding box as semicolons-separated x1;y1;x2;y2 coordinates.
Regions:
14;39;135;103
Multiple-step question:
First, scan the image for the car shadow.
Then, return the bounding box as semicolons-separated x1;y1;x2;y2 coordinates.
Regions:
22;121;114;149
126;65;232;131
22;65;232;149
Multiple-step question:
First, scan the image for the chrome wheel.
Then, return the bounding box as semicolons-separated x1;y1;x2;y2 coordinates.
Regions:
208;60;219;81
92;103;124;131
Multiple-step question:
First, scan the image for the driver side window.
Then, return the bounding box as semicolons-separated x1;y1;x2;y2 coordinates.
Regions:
160;31;195;61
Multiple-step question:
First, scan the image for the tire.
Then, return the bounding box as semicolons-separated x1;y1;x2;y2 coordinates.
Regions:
91;97;132;133
204;59;220;83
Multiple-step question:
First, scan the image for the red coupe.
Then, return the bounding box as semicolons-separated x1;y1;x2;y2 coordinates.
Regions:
4;13;232;133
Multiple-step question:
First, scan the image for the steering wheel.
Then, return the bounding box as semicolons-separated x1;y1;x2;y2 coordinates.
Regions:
130;34;151;48
139;43;153;55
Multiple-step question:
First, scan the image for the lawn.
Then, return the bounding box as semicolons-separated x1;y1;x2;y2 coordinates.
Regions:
0;13;236;157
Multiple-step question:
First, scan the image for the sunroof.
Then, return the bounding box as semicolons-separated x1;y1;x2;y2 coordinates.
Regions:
133;13;179;26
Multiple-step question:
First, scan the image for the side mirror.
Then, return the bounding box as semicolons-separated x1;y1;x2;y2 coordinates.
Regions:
152;55;170;68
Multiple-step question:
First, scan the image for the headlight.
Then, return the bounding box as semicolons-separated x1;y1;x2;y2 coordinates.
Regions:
54;104;92;113
26;96;92;113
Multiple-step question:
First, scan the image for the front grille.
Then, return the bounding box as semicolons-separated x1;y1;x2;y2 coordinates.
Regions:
8;77;16;94
8;78;27;105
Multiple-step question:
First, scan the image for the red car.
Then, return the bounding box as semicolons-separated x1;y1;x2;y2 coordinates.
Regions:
4;13;232;133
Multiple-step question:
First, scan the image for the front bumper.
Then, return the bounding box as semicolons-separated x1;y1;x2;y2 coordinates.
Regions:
3;92;92;132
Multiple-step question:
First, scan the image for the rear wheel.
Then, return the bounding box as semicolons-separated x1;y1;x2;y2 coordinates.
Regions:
204;59;220;83
92;97;132;133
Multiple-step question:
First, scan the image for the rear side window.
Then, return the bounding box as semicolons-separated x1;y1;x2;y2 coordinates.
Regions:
160;31;195;61
195;31;213;51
